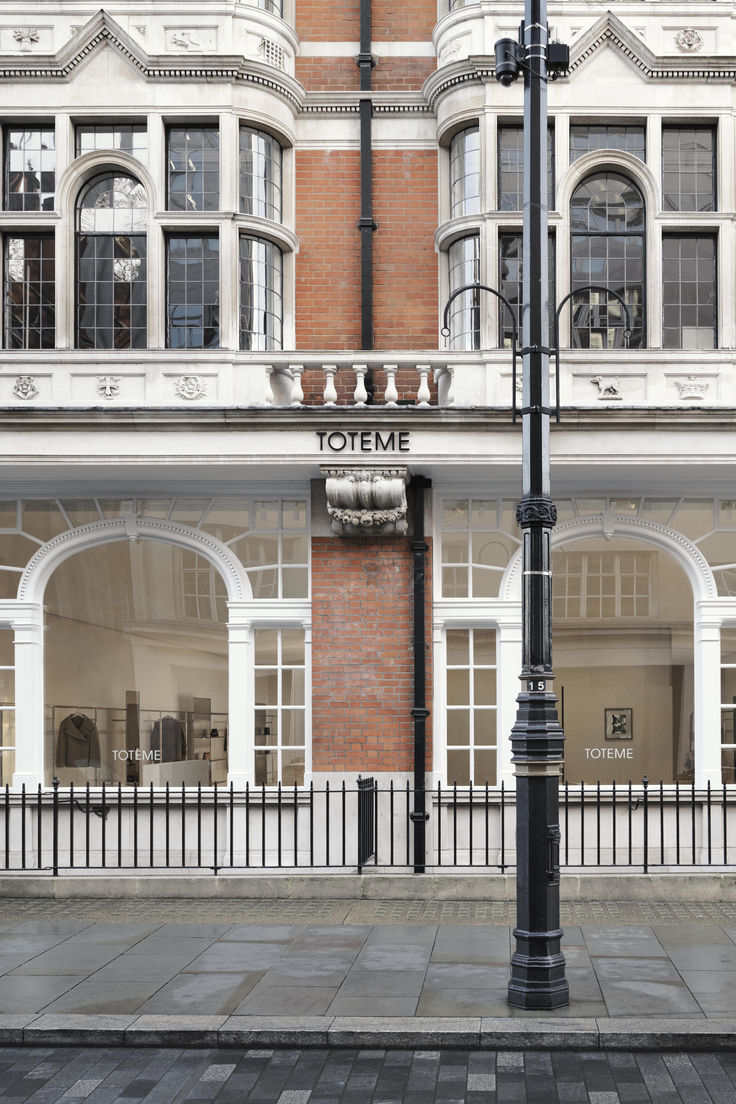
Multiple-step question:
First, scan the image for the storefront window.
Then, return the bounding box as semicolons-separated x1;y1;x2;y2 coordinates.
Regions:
721;628;736;783
44;541;228;787
440;498;520;598
254;627;306;786
445;628;496;785
553;538;693;785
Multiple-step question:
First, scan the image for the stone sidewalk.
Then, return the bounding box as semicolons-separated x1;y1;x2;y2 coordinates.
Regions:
0;898;735;1049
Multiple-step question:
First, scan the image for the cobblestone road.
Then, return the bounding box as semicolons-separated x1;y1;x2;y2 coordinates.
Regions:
3;1045;736;1102
2;897;736;926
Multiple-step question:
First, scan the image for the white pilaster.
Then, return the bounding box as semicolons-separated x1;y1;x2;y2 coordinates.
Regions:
226;605;254;787
496;610;522;788
11;603;44;789
695;604;724;787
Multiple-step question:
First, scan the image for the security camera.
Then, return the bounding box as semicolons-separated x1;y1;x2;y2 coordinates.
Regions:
494;39;521;86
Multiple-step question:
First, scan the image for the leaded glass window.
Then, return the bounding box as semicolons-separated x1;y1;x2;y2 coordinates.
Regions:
450;126;480;218
167;126;219;212
662;234;716;350
5;127;55;212
570;172;645;348
4;234;55;349
447;235;480;350
240;235;283;350
569;124;645;162
76;174;147;350
240;127;282;222
662;126;715;212
166;234;220;349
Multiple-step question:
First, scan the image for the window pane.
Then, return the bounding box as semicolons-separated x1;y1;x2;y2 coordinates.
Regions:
4;235;55;349
166;235;219;349
76;174;147;350
240;236;282;350
450;126;480;218
662;234;716;350
239;127;282;221
569;124;645;162
76;124;147;164
570;173;645;349
662;126;715;212
5;127;55;212
499;232;556;348
167;126;219;211
498;125;555;210
447;235;479;350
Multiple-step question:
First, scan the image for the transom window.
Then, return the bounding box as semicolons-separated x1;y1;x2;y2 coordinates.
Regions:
76;124;147;164
497;124;555;210
76;173;147;350
552;550;652;620
569;124;646;162
570;172;645;348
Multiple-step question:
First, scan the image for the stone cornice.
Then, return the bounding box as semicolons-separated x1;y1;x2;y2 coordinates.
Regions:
0;10;306;110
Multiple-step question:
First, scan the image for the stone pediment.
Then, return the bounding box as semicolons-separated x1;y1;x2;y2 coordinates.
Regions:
0;9;304;107
568;10;736;79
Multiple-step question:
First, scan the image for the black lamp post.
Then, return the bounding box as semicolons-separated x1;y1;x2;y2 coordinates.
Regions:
495;2;570;1009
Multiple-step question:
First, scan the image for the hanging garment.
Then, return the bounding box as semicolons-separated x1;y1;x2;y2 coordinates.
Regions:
56;713;101;768
150;716;186;762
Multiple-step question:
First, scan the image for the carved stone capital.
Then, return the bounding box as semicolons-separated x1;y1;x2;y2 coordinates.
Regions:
322;467;409;537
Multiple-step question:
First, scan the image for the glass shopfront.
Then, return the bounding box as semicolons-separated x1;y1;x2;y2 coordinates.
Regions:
553;538;694;784
44;540;228;787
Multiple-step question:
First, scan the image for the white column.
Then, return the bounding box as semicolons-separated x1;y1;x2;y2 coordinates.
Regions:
496;610;522;788
694;605;723;787
11;604;44;789
226;605;254;787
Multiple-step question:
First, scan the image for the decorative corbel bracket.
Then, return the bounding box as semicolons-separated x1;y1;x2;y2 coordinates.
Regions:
322;467;409;537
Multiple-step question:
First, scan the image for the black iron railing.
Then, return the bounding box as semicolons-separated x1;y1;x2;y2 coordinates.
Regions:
0;776;733;875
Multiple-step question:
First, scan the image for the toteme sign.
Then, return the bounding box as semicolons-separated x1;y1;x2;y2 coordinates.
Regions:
494;6;571;1008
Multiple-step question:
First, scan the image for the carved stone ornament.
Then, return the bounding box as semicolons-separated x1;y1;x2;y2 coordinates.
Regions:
175;375;206;400
13;27;39;50
169;30;201;50
591;376;623;400
97;375;121;400
675;376;709;401
516;496;558;529
13;375;38;400
322;467;409;537
675;28;703;53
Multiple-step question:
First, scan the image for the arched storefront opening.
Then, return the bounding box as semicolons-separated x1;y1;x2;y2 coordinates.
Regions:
44;539;228;787
552;536;694;784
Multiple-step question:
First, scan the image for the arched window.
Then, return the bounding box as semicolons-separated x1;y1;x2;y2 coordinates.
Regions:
570;172;645;349
76;172;147;349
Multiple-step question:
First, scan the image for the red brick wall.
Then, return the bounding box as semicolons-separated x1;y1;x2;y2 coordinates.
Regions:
295;58;360;91
296;0;358;41
295;150;362;348
372;0;436;40
311;535;432;773
374;149;438;349
372;57;436;92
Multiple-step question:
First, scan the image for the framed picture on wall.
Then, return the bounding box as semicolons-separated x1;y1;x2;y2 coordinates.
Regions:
604;708;633;740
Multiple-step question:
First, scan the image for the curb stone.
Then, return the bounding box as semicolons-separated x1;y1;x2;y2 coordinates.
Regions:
3;1013;736;1050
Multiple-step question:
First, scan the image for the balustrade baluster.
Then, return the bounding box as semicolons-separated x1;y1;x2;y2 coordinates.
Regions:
323;364;338;406
353;364;368;406
384;364;399;406
416;364;431;406
289;363;305;407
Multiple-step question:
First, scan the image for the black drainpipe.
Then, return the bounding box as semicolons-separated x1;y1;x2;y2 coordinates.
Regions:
410;476;431;872
357;0;376;362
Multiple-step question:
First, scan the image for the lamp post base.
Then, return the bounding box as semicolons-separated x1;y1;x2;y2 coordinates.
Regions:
508;937;570;1009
